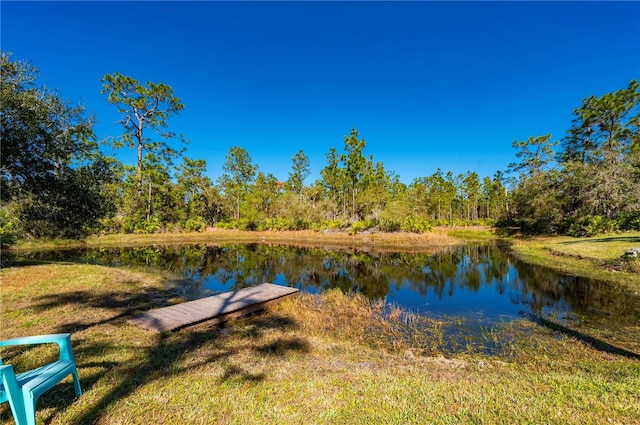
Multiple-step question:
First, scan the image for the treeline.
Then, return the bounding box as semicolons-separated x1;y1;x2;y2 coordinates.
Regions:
1;51;639;243
505;80;640;235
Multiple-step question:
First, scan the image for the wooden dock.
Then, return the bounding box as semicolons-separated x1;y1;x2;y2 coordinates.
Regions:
131;283;299;332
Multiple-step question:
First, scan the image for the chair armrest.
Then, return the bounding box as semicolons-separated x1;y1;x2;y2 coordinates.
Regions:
0;334;76;362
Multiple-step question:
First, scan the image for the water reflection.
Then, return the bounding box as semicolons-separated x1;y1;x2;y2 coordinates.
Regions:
21;243;640;329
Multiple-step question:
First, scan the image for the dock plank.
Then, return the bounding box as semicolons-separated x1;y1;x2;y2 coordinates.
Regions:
131;283;299;332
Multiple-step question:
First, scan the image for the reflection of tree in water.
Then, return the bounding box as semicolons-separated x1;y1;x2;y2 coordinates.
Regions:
512;257;639;326
23;243;640;328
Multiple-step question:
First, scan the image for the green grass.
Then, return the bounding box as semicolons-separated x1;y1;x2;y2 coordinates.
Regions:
2;261;639;424
506;231;640;288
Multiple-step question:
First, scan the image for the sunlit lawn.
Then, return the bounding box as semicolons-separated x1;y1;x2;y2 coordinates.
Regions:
1;258;639;424
507;231;640;287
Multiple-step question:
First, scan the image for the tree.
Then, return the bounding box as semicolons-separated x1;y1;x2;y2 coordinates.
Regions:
506;135;560;231
218;146;257;220
443;171;458;225
319;147;344;219
426;169;446;220
360;158;392;219
342;128;367;219
558;80;640;221
286;149;310;195
462;171;480;220
175;158;220;228
1;52;118;238
508;135;557;177
101;73;185;197
248;172;281;219
560;80;639;166
481;171;508;220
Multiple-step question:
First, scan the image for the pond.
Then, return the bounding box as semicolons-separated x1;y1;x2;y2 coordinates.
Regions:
21;242;639;335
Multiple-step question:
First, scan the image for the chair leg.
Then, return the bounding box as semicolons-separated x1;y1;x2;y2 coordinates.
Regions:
23;395;37;425
71;368;82;397
1;365;28;425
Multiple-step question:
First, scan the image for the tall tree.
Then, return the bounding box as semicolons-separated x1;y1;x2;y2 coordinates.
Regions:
101;72;185;197
558;80;640;221
175;158;220;228
426;169;446;220
560;80;639;166
286;149;310;195
360;158;392;219
342;128;367;219
319;147;344;219
249;171;281;219
218;146;257;220
462;171;480;220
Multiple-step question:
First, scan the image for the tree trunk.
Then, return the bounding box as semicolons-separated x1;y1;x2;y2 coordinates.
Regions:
136;119;144;198
147;181;152;221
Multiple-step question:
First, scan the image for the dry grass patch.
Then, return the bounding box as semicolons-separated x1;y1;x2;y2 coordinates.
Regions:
16;228;465;254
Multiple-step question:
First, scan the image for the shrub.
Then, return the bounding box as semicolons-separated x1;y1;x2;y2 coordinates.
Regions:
566;215;619;237
400;216;432;233
378;219;401;232
311;220;344;232
0;210;18;267
182;218;206;232
350;219;377;234
619;213;640;231
134;217;162;234
236;218;257;231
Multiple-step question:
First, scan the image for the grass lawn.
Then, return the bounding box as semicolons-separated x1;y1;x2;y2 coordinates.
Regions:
1;249;639;424
506;231;640;288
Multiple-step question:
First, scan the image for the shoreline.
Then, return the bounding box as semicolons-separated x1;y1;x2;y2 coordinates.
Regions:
16;226;495;253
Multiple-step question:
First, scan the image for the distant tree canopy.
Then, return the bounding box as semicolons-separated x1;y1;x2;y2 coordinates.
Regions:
3;50;637;239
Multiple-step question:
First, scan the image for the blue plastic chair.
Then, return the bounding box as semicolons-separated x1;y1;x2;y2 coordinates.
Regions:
0;334;82;425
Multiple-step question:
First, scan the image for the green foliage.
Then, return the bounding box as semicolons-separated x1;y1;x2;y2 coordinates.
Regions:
217;218;259;231
0;209;18;267
310;220;344;232
378;219;402;232
508;134;557;177
137;217;162;234
400;216;432;233
9;54;637;239
182;218;207;232
259;218;308;231
121;215;163;234
285;149;310;194
620;213;640;231
218;146;258;220
349;219;377;234
1;52;119;239
101;72;186;230
565;215;619;237
505;80;640;236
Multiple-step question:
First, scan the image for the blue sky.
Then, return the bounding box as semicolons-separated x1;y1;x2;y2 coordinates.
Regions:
2;1;639;184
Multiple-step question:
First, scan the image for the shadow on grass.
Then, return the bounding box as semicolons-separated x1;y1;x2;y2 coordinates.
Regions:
70;314;304;424
17;286;305;424
31;287;178;334
528;314;640;361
